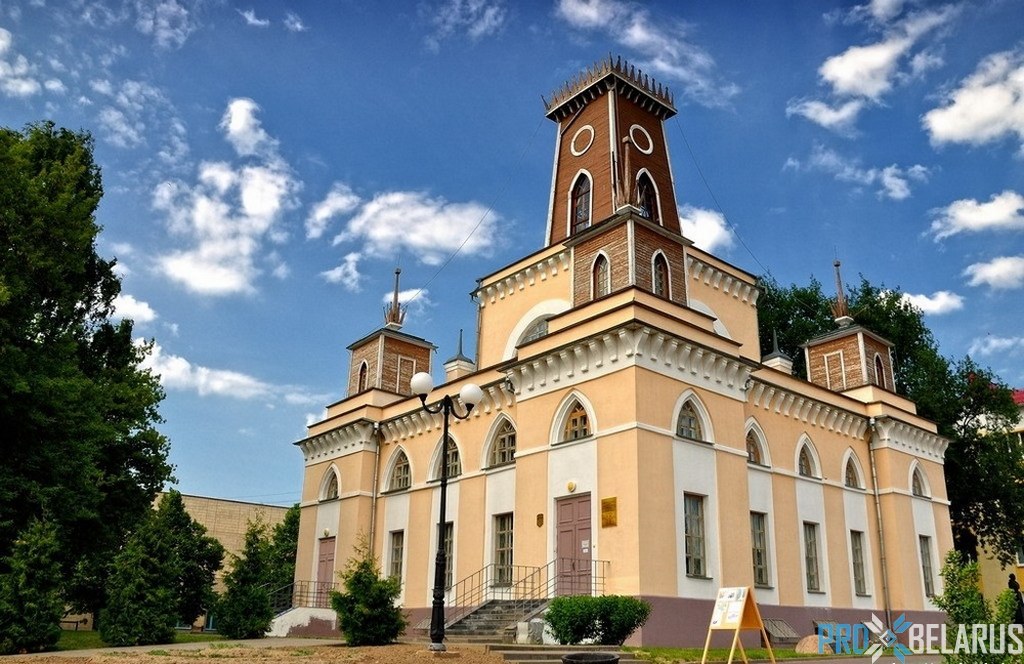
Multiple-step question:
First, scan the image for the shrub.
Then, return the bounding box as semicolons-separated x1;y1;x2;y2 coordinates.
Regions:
545;595;651;646
931;550;991;664
0;519;64;654
216;520;274;639
331;538;407;646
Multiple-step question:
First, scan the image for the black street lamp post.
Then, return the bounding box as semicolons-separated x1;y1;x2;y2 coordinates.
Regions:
410;371;483;652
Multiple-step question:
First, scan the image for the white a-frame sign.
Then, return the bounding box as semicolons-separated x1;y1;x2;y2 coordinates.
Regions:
700;586;776;664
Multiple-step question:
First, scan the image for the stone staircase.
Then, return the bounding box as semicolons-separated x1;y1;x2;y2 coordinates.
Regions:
444;599;550;641
485;643;641;664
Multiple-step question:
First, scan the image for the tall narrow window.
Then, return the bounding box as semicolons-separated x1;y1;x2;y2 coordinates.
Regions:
684;494;706;577
912;468;926;497
746;431;763;465
845;459;861;488
919;535;935;597
636;173;659;225
804;522;821;592
851;530;867;595
389;451;411;491
389;530;404;581
751;512;770;587
652;253;669;297
571;174;591;235
676;401;704;441
322;471;339;501
437;437;461;479
798;446;816;478
490;420;517;467
494;513;514;586
592;255;610;298
443;522;454;589
357;362;368;392
562;401;590;441
874;355;885;389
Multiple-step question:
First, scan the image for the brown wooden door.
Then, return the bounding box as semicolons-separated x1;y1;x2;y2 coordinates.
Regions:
555;494;592;595
316;537;336;608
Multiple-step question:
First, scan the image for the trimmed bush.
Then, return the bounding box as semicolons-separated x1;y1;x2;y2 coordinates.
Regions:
545;595;651;645
331;538;407;646
0;519;64;654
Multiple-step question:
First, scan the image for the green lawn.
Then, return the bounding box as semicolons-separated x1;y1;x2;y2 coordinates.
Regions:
627;646;840;663
57;630;225;651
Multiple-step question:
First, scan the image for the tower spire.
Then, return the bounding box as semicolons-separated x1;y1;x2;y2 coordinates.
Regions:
384;268;405;330
831;259;853;327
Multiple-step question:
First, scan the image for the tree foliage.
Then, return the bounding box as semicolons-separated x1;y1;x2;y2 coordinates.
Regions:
331;538;406;646
0;122;172;617
216;519;275;639
0;519;64;654
154;491;224;626
932;550;991;664
265;504;300;592
756;274;1024;562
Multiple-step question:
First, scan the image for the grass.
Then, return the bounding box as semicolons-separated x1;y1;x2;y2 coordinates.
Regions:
627;646;835;663
57;629;226;651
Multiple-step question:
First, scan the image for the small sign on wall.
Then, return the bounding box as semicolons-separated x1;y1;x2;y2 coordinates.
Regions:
601;497;617;527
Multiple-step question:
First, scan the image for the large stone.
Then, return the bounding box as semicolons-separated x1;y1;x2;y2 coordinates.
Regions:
796;634;832;655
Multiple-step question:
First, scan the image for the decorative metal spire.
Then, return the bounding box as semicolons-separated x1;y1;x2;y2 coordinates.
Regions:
831;259;853;326
383;268;405;330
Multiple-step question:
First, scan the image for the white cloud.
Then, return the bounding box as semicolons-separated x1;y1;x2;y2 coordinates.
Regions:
968;335;1024;358
134;0;197;49
153;99;299;296
785;99;865;133
929;190;1024;240
788;144;928;200
679;204;734;253
306;183;361;239
43;78;64;93
98;107;144;148
820;36;911;100
901;290;964;315
426;0;507;50
112;293;158;324
868;0;905;23
238;8;270;27
381;287;433;318
91;79;182;155
0;27;41;98
923;49;1024;153
555;0;739;108
284;12;307;32
963;256;1024;290
332;190;498;266
321;252;363;291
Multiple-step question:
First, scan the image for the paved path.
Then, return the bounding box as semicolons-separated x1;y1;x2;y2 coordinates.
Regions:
4;637;347;659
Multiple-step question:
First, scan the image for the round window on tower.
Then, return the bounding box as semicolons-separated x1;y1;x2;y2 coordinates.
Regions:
570;125;595;156
629;124;653;154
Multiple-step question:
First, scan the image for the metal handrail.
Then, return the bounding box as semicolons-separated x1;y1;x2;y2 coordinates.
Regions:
268;580;340;614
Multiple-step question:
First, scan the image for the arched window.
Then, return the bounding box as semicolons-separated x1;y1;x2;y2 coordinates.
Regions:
636;172;659;225
436;437;461;479
798;445;816;478
746;431;762;465
652;253;669;298
571;174;591;235
520;318;549;345
676;401;704;441
874;355;886;389
490;420;517;467
357;362;368;392
389;451;411;491
592;255;610;298
562;401;590;441
845;458;862;488
912;468;927;497
321;470;339;501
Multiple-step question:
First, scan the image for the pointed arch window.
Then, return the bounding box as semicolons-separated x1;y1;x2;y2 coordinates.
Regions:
874;355;886;389
845;458;862;489
435;437;461;479
562;401;590;442
490;420;517;467
389;451;411;491
912;468;927;497
321;470;339;501
652;253;669;298
592;255;611;298
357;362;369;392
746;431;762;465
676;401;704;441
798;445;816;478
636;173;659;225
571;174;592;235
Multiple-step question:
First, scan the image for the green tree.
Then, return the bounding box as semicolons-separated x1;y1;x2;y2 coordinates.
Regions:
932;550;991;664
153;491;224;626
101;513;178;646
331;538;406;646
217;519;274;639
756;274;1024;562
0;122;172;620
265;504;300;591
0;519;64;654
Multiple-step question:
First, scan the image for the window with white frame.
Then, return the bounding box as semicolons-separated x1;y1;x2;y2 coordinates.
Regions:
798;445;816;478
912;468;927;497
490;420;517;467
571;174;591;235
804;522;821;592
494;513;514;586
676;401;704;441
562;400;590;442
321;470;339;501
389;530;404;581
436;437;461;479
592;255;610;298
751;512;770;587
851;530;867;595
746;431;763;465
389;451;411;491
684;494;707;577
845;458;861;488
443;522;454;589
652;253;669;297
920;535;935;597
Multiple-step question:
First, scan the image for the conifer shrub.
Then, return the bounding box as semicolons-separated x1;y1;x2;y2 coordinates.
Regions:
0;519;64;654
330;539;407;646
216;520;274;639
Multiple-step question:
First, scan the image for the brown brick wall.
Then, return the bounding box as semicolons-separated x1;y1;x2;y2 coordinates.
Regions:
863;336;893;390
807;334;862;390
634;224;686;304
347;339;380;396
615;96;680;233
380;337;431;395
573;223;630;304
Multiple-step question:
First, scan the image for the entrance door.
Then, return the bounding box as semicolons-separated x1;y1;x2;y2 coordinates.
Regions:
316;537;336;608
555;493;592;595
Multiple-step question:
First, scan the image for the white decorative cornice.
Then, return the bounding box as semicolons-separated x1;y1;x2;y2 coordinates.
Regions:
686;255;759;305
379;380;517;443
507;324;753;402
476;251;571;307
871;417;948;463
747;381;869;439
298;421;376;463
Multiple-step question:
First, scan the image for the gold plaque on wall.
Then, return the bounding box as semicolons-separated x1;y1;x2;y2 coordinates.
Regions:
601;497;617;528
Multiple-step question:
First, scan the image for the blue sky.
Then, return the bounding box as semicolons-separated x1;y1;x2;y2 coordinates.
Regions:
2;0;1022;506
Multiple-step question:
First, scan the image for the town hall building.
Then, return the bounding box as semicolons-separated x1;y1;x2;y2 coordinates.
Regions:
284;58;952;646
